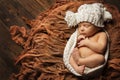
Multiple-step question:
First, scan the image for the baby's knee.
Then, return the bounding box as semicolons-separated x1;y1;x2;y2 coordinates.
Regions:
89;54;105;68
74;47;79;51
72;48;79;53
97;54;105;64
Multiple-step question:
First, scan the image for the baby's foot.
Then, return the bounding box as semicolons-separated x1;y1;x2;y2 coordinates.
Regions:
75;65;85;75
72;48;80;64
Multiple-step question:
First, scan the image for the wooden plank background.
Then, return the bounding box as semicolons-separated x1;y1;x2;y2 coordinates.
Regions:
0;0;55;80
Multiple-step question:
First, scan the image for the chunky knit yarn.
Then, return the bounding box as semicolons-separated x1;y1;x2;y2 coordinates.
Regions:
64;3;112;27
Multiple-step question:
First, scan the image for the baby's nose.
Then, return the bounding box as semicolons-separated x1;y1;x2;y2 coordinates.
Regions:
80;26;84;31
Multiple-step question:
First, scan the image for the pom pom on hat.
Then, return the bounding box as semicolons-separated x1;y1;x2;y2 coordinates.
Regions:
103;8;112;21
64;11;78;27
64;3;112;28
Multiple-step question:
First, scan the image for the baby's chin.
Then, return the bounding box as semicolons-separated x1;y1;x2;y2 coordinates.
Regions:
81;34;91;38
80;33;86;35
80;33;87;37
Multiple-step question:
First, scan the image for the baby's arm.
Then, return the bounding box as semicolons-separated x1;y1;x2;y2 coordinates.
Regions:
76;35;85;47
78;32;107;53
77;35;85;42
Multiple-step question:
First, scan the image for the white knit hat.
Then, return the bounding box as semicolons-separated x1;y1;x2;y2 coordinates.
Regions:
64;3;112;27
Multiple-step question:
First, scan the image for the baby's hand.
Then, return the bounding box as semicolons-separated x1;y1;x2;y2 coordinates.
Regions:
77;35;85;43
77;37;89;47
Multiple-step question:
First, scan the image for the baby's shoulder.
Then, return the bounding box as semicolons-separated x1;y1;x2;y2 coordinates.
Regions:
96;31;107;38
97;32;106;36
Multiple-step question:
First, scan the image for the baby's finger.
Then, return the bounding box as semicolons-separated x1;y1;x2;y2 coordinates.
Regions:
77;43;81;47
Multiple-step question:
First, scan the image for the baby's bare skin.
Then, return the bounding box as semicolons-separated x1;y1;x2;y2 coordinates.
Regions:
70;22;107;74
70;49;85;74
78;32;104;58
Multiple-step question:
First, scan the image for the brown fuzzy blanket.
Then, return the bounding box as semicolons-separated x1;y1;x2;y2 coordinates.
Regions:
9;0;120;80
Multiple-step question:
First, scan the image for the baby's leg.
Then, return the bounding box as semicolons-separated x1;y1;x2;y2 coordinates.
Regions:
71;48;81;65
77;54;105;68
70;52;85;74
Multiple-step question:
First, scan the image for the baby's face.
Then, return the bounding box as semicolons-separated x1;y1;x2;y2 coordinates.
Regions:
78;22;100;37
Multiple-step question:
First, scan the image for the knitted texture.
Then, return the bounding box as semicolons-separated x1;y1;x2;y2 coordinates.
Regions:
65;3;112;27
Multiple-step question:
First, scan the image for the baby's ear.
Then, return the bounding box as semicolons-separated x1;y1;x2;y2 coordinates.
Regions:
103;8;112;21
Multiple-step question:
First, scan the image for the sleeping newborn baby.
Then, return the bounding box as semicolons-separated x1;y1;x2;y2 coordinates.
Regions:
70;21;107;74
63;3;112;76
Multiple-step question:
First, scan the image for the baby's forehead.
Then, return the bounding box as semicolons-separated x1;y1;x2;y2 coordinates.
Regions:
79;22;94;26
78;22;102;29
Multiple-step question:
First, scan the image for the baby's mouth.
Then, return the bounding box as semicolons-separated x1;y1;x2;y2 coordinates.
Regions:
80;33;86;36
